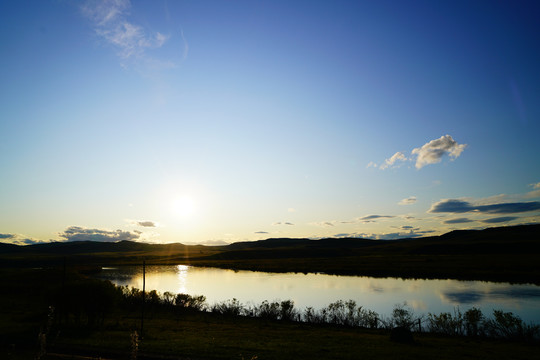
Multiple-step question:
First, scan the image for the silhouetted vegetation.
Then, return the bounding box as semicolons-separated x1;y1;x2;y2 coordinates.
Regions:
102;285;540;342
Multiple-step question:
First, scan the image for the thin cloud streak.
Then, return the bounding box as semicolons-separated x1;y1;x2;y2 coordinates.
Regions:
358;215;395;222
429;199;540;214
444;217;475;224
481;217;518;224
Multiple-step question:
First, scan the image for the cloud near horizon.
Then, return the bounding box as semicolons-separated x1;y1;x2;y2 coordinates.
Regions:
374;135;466;170
59;226;141;242
0;233;46;245
429;199;540;214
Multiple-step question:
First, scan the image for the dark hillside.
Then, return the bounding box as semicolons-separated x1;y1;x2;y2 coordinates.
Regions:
1;224;539;283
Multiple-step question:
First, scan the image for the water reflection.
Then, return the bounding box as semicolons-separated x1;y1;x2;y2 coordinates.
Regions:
176;265;189;294
98;265;540;323
441;285;540;306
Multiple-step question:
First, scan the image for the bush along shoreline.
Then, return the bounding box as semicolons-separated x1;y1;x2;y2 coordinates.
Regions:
117;286;540;342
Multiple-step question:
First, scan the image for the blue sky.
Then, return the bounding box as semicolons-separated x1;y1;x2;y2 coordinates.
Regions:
1;0;539;245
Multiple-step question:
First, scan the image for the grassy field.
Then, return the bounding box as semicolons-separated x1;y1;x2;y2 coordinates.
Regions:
1;268;539;360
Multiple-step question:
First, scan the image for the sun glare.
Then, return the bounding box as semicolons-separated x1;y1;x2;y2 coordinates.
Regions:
171;195;197;219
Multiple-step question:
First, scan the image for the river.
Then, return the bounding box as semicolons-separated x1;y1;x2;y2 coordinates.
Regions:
97;265;540;323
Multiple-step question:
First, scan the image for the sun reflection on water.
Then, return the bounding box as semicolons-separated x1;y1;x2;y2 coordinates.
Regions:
176;265;190;294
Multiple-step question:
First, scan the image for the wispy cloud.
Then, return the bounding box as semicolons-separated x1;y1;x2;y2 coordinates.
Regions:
273;222;295;226
0;233;14;239
374;135;467;170
380;152;407;170
254;231;269;234
429;199;540;214
398;196;417;205
59;226;141;242
81;0;175;67
310;221;335;227
525;182;540;198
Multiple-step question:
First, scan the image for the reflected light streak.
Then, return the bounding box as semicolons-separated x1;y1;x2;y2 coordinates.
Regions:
176;264;190;294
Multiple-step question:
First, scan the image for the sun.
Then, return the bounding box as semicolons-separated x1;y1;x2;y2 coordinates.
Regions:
171;195;197;219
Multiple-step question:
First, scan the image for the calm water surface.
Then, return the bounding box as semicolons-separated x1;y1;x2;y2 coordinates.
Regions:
98;265;540;323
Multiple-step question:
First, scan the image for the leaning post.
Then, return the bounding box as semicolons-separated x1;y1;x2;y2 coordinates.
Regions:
141;259;146;339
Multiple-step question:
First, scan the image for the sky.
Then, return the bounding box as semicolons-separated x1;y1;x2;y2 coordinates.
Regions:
1;0;539;245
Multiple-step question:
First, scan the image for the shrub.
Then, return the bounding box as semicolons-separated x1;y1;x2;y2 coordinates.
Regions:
356;307;379;329
256;301;281;320
427;308;464;336
211;298;243;316
174;293;207;311
463;307;484;337
483;310;539;340
380;303;419;330
280;300;298;321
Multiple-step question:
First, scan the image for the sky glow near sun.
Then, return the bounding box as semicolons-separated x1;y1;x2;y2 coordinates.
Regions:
0;1;539;245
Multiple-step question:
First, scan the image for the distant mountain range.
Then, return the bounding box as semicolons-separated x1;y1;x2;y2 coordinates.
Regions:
1;224;539;283
1;223;539;255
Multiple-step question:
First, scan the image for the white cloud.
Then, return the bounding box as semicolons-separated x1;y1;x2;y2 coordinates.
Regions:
372;135;466;171
411;135;467;169
398;196;417;205
379;152;407;170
